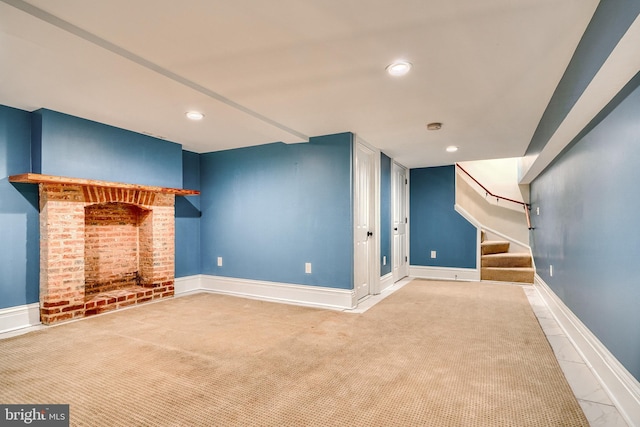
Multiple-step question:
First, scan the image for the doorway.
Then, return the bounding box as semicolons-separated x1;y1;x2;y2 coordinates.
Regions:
392;162;409;282
354;141;377;300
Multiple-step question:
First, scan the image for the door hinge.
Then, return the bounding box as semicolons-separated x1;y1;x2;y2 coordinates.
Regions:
405;256;408;262
405;178;408;185
405;217;408;224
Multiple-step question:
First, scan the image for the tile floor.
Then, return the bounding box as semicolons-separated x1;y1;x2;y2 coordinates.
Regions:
523;286;629;427
346;279;630;427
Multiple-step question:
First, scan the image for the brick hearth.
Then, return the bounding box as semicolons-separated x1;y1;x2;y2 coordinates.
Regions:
9;173;199;325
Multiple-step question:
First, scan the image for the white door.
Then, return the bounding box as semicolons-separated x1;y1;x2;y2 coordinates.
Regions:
354;143;375;300
392;162;408;282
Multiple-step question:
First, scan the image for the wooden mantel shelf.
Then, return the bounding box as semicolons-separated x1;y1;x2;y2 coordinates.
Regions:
9;173;200;196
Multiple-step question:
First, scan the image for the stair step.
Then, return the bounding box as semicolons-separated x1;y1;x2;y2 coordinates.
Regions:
481;267;534;284
481;240;510;255
482;253;532;268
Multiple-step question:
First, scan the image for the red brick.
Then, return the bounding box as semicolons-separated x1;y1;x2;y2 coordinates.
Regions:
62;304;85;313
42;300;70;308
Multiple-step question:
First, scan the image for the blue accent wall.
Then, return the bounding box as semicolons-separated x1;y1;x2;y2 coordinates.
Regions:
526;0;640;156
410;166;476;269
0;106;39;309
380;153;392;276
530;75;640;382
1;106;200;310
200;133;353;289
33;109;182;188
175;150;201;278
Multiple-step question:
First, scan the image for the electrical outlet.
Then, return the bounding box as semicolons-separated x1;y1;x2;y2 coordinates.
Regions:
217;257;223;267
536;206;540;216
430;250;437;259
305;262;312;274
383;256;386;266
550;264;553;277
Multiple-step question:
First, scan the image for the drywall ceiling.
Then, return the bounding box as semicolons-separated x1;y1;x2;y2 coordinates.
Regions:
0;0;599;168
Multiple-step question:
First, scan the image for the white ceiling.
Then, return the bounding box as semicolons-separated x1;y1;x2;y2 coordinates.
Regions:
0;0;599;168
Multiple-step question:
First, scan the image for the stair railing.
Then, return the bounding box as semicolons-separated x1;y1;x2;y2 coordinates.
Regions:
455;163;534;230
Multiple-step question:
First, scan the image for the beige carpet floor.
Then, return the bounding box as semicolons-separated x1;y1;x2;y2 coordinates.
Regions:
0;280;588;426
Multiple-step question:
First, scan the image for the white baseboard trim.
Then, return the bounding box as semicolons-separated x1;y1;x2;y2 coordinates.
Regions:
410;265;480;282
379;273;394;293
0;303;41;334
1;275;355;333
534;274;640;426
199;275;356;310
174;275;203;296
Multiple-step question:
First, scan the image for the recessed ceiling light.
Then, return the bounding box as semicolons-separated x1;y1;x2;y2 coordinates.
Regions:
446;146;459;153
186;111;204;120
386;61;412;76
427;122;442;130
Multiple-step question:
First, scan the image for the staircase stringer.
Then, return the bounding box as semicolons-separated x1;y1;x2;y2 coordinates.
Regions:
455;204;535;271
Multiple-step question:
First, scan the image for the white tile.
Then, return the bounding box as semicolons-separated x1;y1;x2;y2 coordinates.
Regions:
579;400;629;427
537;316;564;336
546;335;584;363
559;360;613;405
525;286;632;426
343;279;412;314
531;306;554;320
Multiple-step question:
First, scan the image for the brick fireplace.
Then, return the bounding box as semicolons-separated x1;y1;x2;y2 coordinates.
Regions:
9;174;198;325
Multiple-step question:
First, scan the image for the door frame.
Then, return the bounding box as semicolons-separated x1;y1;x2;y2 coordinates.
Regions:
353;136;380;299
392;161;410;282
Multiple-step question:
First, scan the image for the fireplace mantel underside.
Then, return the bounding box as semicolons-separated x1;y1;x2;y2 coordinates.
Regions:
9;173;200;325
9;173;200;196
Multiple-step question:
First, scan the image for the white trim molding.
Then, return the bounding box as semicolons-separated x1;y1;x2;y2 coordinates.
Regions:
455;203;531;249
535;274;640;425
174;275;203;296
1;276;357;334
379;273;394;294
455;203;534;270
200;275;356;310
0;303;41;334
410;265;480;282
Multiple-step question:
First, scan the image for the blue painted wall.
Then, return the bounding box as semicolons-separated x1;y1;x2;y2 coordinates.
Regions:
526;0;640;156
410;166;476;269
175;150;201;278
0;106;39;309
1;106;199;310
32;109;182;188
380;153;392;276
199;133;353;289
530;75;640;381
